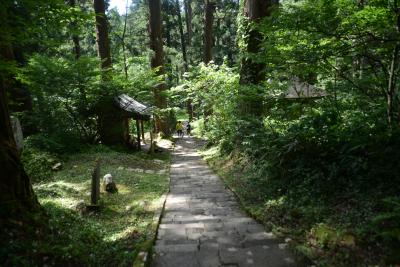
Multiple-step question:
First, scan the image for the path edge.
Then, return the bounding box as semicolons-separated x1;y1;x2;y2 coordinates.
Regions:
195;138;316;267
132;143;174;267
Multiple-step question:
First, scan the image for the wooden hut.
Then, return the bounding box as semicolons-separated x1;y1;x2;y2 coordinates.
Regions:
284;77;327;99
114;94;152;150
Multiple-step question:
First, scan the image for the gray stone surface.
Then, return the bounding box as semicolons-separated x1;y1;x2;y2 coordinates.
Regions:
152;137;297;267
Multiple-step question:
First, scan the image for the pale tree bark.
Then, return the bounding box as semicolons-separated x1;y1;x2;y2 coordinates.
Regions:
387;0;400;125
204;0;215;64
149;0;169;135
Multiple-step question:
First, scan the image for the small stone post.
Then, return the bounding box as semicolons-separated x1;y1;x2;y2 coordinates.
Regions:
89;159;100;210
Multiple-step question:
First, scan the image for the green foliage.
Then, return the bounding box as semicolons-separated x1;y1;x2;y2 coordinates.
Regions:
21;147;58;183
188;1;400;265
370;197;400;263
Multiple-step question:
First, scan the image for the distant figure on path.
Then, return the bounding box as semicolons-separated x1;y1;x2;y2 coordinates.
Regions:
176;121;183;137
186;121;191;136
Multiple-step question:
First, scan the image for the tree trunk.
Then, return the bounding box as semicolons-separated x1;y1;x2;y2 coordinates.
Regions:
93;0;112;74
0;44;40;219
176;0;188;72
184;0;192;46
93;0;128;145
239;0;277;85
238;0;278;116
149;0;169;135
122;0;129;79
68;0;81;59
388;1;400;125
203;0;215;64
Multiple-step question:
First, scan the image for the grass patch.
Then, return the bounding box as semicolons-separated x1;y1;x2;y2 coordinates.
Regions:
2;145;170;266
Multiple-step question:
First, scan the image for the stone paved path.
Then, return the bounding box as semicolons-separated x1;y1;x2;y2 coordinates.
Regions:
152;137;297;267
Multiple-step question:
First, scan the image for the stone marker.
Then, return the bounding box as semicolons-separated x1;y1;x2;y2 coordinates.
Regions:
103;173;118;193
52;162;62;171
87;159;100;211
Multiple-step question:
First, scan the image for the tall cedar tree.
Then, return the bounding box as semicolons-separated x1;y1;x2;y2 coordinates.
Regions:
94;0;129;144
93;0;112;72
238;0;278;116
68;0;81;59
149;0;169;134
204;0;215;63
184;0;193;47
176;0;188;72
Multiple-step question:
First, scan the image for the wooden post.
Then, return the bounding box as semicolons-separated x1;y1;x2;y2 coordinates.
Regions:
136;119;141;150
140;120;145;144
90;159;100;209
149;118;155;154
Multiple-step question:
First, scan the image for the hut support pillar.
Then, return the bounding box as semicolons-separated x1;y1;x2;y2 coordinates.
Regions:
141;120;145;144
136;119;141;150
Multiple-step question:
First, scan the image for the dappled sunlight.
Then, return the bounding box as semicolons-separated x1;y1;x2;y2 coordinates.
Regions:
40;197;82;209
104;226;140;242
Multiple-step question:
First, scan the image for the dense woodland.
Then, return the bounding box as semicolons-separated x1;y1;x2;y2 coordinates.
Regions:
1;0;400;266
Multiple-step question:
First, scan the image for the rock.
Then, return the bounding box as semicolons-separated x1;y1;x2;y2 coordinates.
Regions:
74;200;87;215
153;159;164;164
105;182;118;193
145;170;156;174
117;166;124;170
103;174;118;193
52;163;62;171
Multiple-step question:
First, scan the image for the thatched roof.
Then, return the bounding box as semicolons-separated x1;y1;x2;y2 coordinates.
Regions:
114;94;152;120
284;78;328;99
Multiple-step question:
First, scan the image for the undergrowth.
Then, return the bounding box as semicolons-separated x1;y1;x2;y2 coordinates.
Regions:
2;145;170;266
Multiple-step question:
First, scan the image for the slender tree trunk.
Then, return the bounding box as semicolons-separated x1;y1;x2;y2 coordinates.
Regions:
203;0;215;64
149;0;169;135
122;0;129;79
388;1;400;125
226;16;234;65
69;0;81;59
0;44;40;219
184;0;192;46
176;0;188;72
387;44;399;125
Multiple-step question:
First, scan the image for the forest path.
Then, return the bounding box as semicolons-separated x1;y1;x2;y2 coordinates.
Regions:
152;137;297;267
